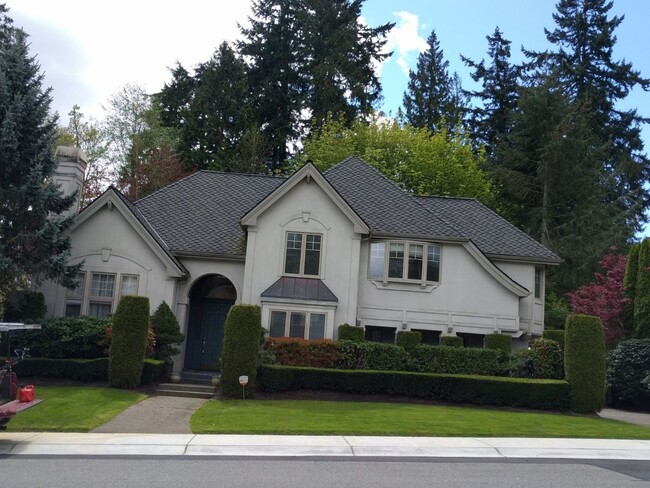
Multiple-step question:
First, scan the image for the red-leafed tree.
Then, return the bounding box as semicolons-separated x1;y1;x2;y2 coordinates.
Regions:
568;252;628;345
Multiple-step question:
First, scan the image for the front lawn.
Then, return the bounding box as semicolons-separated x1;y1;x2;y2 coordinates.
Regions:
190;399;650;439
6;386;146;432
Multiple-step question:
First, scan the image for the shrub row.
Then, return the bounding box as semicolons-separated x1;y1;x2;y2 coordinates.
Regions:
12;358;165;384
258;365;569;410
264;339;508;377
484;333;512;354
510;338;564;380
337;324;364;341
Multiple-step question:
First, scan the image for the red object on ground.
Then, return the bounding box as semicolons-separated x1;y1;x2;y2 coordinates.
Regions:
19;385;34;403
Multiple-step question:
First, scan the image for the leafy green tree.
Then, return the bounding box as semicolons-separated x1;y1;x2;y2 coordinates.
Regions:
403;29;467;133
495;74;626;292
527;0;650;235
302;114;492;202
635;239;650;339
462;27;520;158
57;105;110;206
0;5;81;296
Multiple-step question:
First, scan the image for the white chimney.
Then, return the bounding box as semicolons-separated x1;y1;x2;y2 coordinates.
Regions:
53;146;88;216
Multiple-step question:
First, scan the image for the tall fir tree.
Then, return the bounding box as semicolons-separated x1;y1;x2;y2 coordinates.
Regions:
462;27;520;159
495;74;626;292
623;242;640;335
403;29;467;133
526;0;650;235
0;4;80;296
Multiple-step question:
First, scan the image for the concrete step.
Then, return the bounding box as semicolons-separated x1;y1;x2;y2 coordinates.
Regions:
156;389;214;399
156;382;217;399
180;370;219;385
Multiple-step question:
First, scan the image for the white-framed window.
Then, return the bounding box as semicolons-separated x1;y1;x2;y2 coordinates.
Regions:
534;268;543;299
269;310;326;340
120;274;139;296
88;273;115;317
284;232;322;276
64;272;86;317
370;240;441;283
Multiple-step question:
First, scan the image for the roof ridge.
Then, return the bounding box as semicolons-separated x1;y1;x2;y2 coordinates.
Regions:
412;193;466;239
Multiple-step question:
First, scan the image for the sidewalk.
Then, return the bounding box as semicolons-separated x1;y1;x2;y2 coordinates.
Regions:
1;433;649;459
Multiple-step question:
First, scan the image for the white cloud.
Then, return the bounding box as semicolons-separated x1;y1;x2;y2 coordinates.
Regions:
383;11;429;76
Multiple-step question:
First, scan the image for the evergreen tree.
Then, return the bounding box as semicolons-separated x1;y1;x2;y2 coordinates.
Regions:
527;0;650;235
301;0;393;130
150;301;184;360
495;74;626;292
403;29;466;133
462;27;520;158
635;239;650;339
0;4;80;296
623;242;640;335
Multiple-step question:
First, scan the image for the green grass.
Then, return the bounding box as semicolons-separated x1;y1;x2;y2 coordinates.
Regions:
6;387;146;432
190;399;650;439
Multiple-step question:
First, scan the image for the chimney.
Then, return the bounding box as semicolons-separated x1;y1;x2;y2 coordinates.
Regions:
54;146;88;216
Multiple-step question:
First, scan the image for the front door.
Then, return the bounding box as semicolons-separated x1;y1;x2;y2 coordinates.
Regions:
184;299;233;371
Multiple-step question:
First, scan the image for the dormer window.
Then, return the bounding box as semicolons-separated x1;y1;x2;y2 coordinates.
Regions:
284;232;321;276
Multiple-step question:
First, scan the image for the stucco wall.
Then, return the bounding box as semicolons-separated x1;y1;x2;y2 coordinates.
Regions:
241;177;362;337
356;241;523;336
494;260;545;335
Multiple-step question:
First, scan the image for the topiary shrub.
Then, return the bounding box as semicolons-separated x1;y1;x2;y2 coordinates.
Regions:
440;335;463;348
531;338;563;379
607;338;650;411
150;301;184;360
338;324;364;342
108;296;150;389
220;304;263;397
396;331;421;351
564;314;606;412
542;330;565;351
484;334;511;355
635;240;650;338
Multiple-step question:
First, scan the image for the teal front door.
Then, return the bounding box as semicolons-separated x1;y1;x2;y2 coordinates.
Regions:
184;299;233;371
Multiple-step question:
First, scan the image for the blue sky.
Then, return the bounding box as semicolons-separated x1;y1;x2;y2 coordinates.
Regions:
10;1;650;233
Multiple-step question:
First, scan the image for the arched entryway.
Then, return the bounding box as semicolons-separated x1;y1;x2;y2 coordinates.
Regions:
184;274;236;371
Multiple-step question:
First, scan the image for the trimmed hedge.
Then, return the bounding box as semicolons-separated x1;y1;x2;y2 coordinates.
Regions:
338;324;364;341
396;331;421;351
542;330;565;351
484;334;511;354
410;345;505;376
531;338;563;380
258;365;569;410
565;314;606;412
440;336;463;348
11;358;165;384
109;296;150;389
338;340;409;371
11;316;110;359
607;338;650;410
265;337;341;368
220;305;263;397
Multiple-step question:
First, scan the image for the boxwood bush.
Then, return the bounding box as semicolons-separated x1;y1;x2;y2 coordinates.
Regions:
531;338;563;379
258;365;569;410
607;338;650;410
338;324;364;341
484;334;511;354
542;330;565;351
396;331;421;351
220;305;263;397
565;314;606;412
410;345;506;376
11;316;110;359
337;340;410;371
440;336;463;348
108;296;150;389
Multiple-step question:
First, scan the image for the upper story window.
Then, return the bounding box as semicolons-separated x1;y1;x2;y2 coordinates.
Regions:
534;268;543;299
370;241;441;283
284;232;321;276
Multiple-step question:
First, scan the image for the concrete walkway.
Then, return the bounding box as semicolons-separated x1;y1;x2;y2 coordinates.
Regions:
599;409;650;428
1;433;649;459
93;396;207;434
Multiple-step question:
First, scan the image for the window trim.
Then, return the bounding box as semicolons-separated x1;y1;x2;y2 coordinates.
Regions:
268;309;327;340
283;231;323;278
369;240;442;285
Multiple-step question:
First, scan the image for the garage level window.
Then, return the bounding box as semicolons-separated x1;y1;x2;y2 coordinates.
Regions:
284;232;321;276
269;310;326;340
370;241;441;283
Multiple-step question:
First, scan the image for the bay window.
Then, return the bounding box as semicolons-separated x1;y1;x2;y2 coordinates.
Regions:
269;310;326;340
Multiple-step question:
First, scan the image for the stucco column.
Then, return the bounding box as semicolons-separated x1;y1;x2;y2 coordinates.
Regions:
347;235;362;326
241;227;257;303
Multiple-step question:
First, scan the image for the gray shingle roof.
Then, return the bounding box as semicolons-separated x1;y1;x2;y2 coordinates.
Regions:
416;196;561;263
126;156;558;263
324;156;464;240
135;171;283;255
